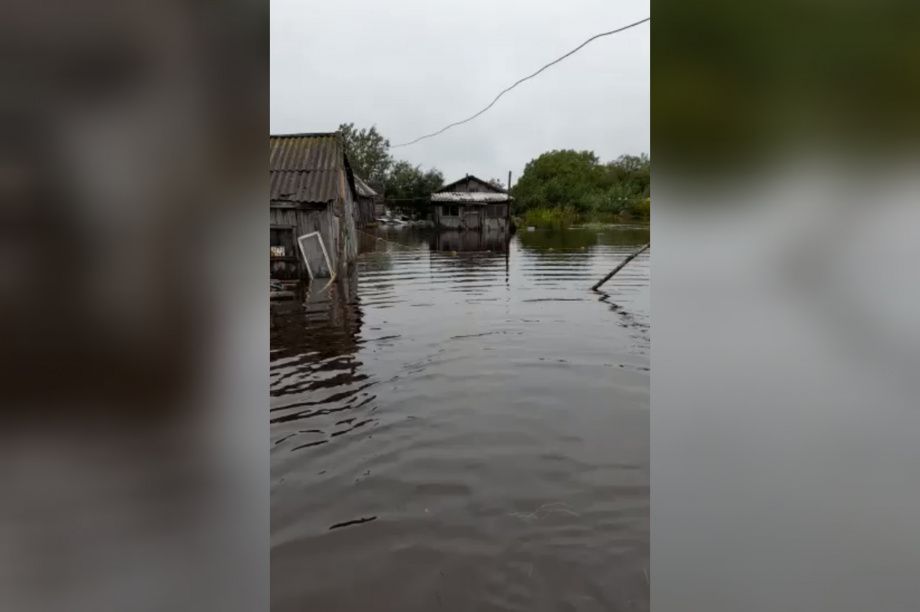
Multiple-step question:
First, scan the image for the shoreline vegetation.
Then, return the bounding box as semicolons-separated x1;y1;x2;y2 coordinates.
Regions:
520;201;650;229
512;150;650;229
339;124;649;228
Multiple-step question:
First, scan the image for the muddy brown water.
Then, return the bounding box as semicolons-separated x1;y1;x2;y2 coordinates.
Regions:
271;226;650;612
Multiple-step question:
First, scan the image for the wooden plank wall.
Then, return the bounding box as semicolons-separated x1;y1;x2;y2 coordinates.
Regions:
481;216;509;232
460;207;482;229
338;169;359;270
434;205;510;231
270;205;340;278
268;168;361;280
449;177;494;193
355;197;376;225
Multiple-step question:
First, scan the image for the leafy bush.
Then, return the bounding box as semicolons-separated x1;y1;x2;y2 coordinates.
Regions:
512;150;649;223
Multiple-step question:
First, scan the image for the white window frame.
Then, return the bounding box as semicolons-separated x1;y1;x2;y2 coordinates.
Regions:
297;231;335;281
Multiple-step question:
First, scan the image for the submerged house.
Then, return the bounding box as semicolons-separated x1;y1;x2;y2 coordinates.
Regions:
353;175;380;226
270;133;360;279
431;175;512;231
433;231;509;253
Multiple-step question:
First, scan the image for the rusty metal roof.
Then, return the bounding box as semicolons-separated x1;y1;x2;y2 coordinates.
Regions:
353;175;377;198
431;192;511;203
270;133;344;204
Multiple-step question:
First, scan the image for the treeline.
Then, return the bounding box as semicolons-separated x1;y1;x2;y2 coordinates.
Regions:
339;123;443;216
341;124;649;223
512;150;650;225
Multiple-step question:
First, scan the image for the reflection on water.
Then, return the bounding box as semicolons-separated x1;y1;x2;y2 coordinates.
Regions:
271;226;650;612
432;230;510;253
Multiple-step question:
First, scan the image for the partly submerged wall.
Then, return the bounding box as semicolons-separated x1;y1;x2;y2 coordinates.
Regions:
355;196;376;226
432;230;509;253
270;168;358;280
270;205;336;279
433;204;509;232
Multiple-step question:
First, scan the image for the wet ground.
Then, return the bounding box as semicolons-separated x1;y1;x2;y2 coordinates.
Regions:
271;226;650;612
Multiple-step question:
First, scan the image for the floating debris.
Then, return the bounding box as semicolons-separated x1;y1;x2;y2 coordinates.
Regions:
508;502;580;521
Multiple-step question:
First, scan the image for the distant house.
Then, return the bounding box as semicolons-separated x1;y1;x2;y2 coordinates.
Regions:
374;197;387;218
270;133;360;279
431;175;512;232
353;175;380;226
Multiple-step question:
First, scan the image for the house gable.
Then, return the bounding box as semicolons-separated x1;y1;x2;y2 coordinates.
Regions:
436;174;506;194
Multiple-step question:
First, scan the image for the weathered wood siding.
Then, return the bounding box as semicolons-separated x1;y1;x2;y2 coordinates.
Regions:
270;205;333;278
482;204;509;232
445;177;497;193
270;189;357;279
270;133;360;280
355;196;376;226
433;204;509;231
434;206;460;230
337;168;359;271
482;217;509;232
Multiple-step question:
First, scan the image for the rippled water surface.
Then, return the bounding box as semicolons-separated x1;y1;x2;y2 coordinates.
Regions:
271;226;650;612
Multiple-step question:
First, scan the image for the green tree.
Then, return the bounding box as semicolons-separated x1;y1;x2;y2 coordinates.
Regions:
384;161;444;216
603;154;650;199
338;123;392;188
513;150;650;225
512;150;603;213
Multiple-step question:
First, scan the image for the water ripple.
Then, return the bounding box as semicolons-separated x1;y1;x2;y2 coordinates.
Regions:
271;227;649;612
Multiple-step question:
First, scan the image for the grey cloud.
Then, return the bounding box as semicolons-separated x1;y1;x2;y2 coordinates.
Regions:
271;0;649;184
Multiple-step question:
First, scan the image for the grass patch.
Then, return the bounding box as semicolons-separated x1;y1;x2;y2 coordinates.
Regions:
522;206;580;228
522;200;650;229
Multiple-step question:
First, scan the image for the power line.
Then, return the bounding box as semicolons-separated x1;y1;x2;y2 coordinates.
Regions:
390;17;650;149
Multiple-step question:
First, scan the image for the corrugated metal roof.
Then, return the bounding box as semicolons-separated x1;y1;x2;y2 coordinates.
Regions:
270;133;343;203
431;192;511;203
353;175;377;198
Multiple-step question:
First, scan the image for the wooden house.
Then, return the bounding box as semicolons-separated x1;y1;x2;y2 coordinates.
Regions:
431;175;512;231
270;133;360;279
353;175;379;226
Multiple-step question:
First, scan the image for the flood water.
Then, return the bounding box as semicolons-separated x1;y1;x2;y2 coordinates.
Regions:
271;226;650;612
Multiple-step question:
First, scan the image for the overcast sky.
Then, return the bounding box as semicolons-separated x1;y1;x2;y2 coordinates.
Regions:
270;0;649;186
